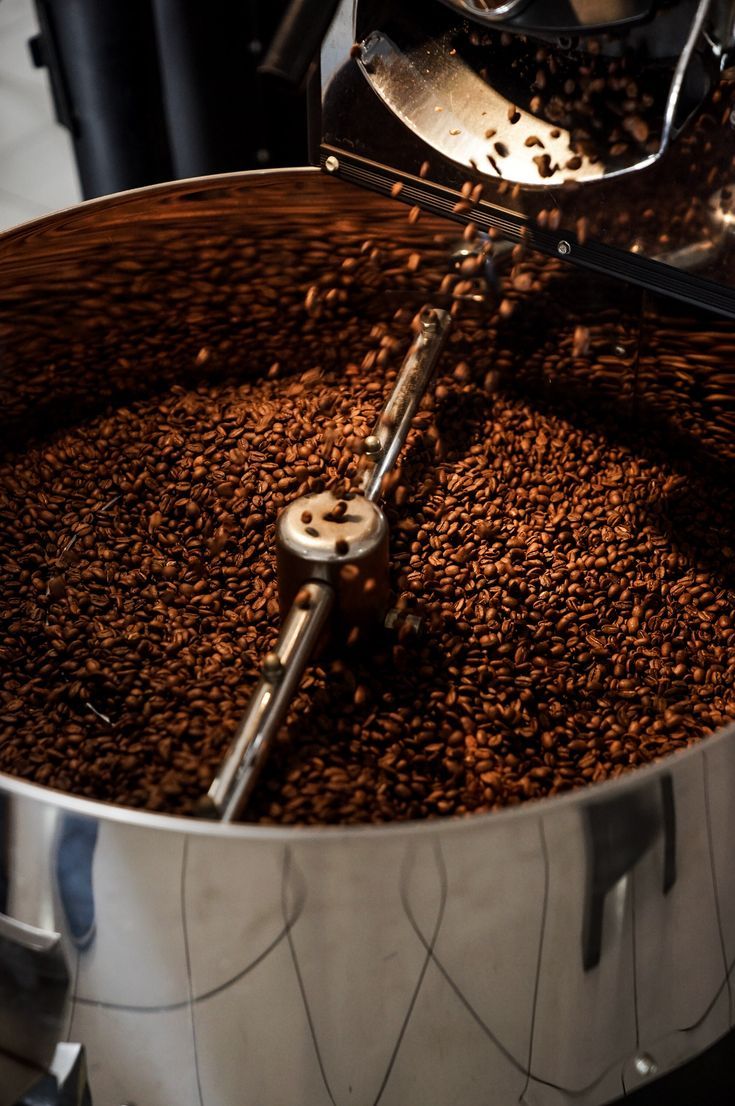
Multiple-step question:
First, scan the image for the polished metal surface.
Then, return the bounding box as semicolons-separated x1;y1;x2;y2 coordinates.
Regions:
277;489;390;628
2;723;735;1105
357;1;710;186
323;0;735;315
1;168;735;1106
360;307;451;502
206;580;334;823
278;491;389;577
440;0;665;32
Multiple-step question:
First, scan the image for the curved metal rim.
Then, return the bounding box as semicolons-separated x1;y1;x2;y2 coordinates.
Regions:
2;720;733;842
1;165;731;843
0;165;326;245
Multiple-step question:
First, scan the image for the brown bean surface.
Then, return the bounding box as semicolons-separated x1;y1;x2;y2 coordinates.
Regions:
2;192;735;825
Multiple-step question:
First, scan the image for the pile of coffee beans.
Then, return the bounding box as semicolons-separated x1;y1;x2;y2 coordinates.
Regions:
2;175;735;824
252;382;735;824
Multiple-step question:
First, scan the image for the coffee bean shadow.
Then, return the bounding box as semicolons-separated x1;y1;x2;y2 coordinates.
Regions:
492;358;735;568
421;358;735;598
638;474;735;593
0;363;268;457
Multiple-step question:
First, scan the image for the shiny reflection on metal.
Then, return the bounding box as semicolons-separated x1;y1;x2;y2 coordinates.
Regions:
439;0;670;32
16;1043;90;1106
2;169;735;1106
323;2;735;312
276;489;390;627
384;608;424;637
206;580;334;823
441;0;530;21
358;29;603;188
617;183;734;277
361;306;451;502
709;185;735;231
633;1052;659;1077
357;0;713;188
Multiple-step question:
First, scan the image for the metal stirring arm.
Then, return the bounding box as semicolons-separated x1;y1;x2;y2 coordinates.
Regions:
361;308;451;502
204;581;334;821
205;305;451;823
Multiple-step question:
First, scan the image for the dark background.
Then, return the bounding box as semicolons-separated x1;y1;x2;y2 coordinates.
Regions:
29;0;310;199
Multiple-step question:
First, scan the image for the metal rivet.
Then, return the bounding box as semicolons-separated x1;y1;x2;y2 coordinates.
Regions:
364;435;382;457
325;156;340;174
421;309;439;333
633;1053;658;1078
262;653;284;681
557;240;571;256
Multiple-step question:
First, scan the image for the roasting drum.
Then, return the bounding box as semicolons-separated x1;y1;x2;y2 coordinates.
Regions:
1;168;735;1106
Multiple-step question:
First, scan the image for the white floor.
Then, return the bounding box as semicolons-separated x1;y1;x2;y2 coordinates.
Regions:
0;0;80;231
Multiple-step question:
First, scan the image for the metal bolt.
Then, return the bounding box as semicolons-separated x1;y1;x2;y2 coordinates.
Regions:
364;435;382;457
633;1053;658;1078
325;155;340;174
262;653;284;682
557;240;571;256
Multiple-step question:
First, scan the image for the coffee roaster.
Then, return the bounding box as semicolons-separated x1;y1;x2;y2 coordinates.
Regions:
3;2;735;1106
206;0;735;822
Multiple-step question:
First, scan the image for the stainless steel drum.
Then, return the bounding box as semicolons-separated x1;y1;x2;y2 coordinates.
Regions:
2;168;735;1106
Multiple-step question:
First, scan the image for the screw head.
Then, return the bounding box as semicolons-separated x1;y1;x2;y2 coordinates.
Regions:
325;155;340;174
262;652;284;681
364;435;382;457
633;1053;658;1078
557;240;571;256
